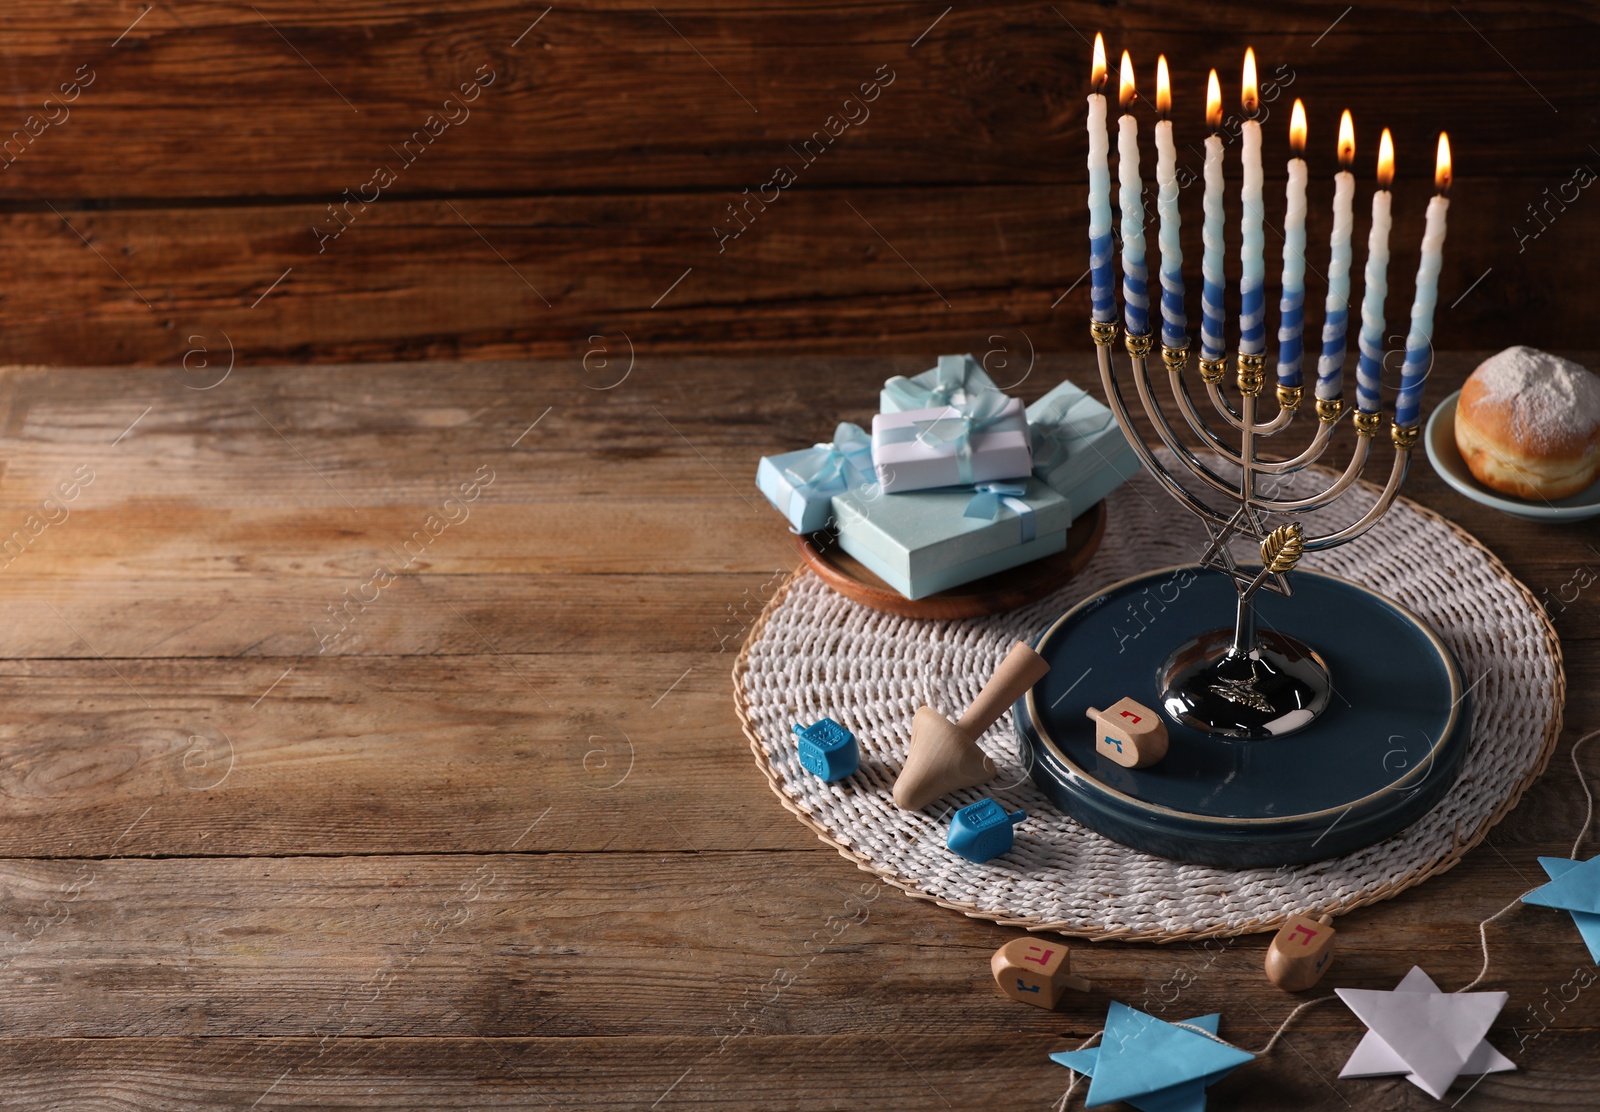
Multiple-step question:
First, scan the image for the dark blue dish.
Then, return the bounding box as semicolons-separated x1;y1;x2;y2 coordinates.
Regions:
1014;566;1470;867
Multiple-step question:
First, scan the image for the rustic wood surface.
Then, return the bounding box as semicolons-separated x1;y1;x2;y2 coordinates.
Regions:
0;2;1592;365
0;352;1590;1108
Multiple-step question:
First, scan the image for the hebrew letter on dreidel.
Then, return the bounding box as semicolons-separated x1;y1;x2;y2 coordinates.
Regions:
892;640;1050;810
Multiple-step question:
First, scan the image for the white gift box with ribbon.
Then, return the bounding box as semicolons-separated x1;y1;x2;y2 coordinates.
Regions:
871;396;1032;494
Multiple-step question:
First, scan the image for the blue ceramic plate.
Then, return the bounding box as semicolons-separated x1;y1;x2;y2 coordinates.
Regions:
1425;390;1600;522
1014;566;1470;867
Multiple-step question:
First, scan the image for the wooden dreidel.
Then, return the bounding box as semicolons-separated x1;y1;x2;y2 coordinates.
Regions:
893;640;1050;810
991;936;1093;1008
1265;913;1336;992
1085;697;1168;769
792;717;858;782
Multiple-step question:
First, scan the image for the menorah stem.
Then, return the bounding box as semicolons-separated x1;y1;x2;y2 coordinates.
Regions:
1231;592;1257;657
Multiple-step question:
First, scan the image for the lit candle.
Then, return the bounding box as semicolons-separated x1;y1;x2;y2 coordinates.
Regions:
1117;50;1149;337
1276;99;1308;388
1238;48;1266;356
1316;111;1356;401
1154;55;1186;351
1086;34;1116;324
1355;129;1395;414
1396;134;1452;428
1200;70;1225;363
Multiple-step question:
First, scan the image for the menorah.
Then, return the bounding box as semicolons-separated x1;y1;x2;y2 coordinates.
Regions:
1091;325;1416;740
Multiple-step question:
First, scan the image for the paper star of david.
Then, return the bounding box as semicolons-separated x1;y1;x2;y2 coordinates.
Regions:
1197;504;1293;598
1337;966;1514;1100
1523;853;1600;961
1050;1002;1254;1111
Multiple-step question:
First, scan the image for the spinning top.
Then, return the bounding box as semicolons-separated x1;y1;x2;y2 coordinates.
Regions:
1265;913;1336;992
892;640;1050;810
991;936;1093;1007
946;799;1027;863
1085;697;1169;769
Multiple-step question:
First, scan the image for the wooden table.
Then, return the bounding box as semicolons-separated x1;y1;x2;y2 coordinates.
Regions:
0;353;1593;1109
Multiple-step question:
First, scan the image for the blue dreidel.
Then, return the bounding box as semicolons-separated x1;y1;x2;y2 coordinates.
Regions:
946;798;1027;863
793;718;859;782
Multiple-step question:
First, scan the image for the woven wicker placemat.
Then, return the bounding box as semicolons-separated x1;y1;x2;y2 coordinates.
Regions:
733;460;1565;941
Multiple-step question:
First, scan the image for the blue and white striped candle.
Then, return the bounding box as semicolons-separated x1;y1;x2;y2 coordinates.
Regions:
1116;50;1149;337
1200;70;1225;362
1355;128;1395;414
1396;134;1452;428
1275;99;1308;388
1316;110;1356;401
1086;34;1116;324
1237;48;1266;356
1153;55;1186;351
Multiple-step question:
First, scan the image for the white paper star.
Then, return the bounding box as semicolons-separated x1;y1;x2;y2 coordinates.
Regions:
1337;966;1515;1100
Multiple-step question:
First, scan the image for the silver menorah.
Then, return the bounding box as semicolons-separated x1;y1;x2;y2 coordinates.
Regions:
1093;324;1418;739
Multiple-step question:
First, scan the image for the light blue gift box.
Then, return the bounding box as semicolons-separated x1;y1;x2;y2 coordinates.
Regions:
1025;379;1142;519
880;353;1002;413
830;477;1069;599
755;422;875;534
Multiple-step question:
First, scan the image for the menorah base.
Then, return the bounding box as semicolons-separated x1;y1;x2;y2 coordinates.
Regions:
1157;629;1332;740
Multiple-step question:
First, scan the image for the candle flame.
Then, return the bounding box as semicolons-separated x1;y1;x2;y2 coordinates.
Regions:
1377;128;1394;188
1206;69;1222;130
1241;47;1258;114
1092;32;1106;91
1436;132;1452;193
1156;55;1171;117
1119;49;1136;108
1290;99;1306;155
1337;109;1355;170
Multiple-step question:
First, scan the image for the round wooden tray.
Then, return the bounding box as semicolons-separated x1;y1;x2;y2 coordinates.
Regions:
793;500;1107;618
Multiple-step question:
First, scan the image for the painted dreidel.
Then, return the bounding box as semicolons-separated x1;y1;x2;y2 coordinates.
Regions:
1085;697;1168;769
1265;913;1336;992
947;798;1026;863
991;936;1092;1008
793;718;859;782
893;640;1050;810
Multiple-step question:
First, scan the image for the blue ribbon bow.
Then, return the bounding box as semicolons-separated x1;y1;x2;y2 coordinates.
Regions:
782;422;875;497
881;354;1000;412
963;480;1036;541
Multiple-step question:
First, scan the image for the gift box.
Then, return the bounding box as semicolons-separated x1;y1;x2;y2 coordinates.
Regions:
880;353;1003;413
831;477;1069;599
1025;379;1142;518
756;422;875;533
872;396;1032;494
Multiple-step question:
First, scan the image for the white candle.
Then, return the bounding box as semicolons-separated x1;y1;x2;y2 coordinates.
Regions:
1154;56;1186;350
1116;50;1149;337
1238;49;1265;356
1316;110;1356;401
1397;134;1452;428
1275;99;1308;388
1086;34;1116;323
1200;70;1225;363
1355;129;1395;415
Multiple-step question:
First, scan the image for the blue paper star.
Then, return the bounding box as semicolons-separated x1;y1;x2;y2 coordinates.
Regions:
1523;854;1600;962
1050;1002;1254;1111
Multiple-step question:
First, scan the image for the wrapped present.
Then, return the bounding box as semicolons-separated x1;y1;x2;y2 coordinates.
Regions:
1025;379;1142;518
831;477;1069;599
880;354;1002;413
872;395;1032;494
756;422;875;533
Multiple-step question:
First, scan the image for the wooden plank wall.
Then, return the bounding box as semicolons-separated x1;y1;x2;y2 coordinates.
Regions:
0;1;1591;368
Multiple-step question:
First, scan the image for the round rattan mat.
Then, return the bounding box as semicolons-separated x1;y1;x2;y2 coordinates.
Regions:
732;459;1565;941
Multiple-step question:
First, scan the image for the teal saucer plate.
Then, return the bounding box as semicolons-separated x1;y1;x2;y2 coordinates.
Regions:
1425;390;1600;522
1014;566;1471;867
